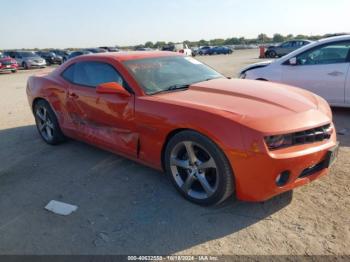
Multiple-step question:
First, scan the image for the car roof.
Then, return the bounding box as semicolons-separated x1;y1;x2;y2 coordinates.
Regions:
275;35;350;63
315;34;350;44
74;51;181;62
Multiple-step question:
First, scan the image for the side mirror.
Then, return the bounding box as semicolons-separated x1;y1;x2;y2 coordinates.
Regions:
289;57;297;65
96;82;131;97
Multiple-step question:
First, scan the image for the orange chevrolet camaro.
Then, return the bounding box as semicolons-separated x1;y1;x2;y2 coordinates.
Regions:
26;51;339;206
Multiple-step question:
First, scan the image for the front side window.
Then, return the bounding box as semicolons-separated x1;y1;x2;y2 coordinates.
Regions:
296;41;350;65
124;56;223;94
61;61;125;88
281;42;292;48
18;52;37;58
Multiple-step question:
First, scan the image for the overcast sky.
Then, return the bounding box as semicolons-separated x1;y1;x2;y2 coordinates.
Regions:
1;0;349;49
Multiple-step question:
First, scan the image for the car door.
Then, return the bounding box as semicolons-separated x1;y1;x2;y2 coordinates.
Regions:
61;60;138;157
346;66;350;105
9;52;22;65
278;41;293;56
281;40;350;105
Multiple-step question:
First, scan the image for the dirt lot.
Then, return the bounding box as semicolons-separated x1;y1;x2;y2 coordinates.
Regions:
0;49;349;255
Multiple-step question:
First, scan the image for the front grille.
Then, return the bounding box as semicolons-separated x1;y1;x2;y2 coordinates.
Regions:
1;61;13;65
292;124;332;145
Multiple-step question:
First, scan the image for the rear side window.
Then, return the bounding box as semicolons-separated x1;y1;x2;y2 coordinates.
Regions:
281;42;292;48
61;61;125;88
62;64;75;82
296;41;350;65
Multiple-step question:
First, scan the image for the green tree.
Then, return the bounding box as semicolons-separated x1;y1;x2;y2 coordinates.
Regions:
286;34;294;40
257;33;269;43
273;33;285;43
154;41;166;49
210;38;225;46
239;37;246;44
295;34;308;39
224;37;240;45
144;41;154;48
198;39;209;46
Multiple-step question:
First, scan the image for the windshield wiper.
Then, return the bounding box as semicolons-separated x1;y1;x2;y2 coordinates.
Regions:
166;84;190;91
149;84;190;95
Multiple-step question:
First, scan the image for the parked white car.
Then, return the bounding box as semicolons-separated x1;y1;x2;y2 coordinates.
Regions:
239;35;350;107
174;43;192;56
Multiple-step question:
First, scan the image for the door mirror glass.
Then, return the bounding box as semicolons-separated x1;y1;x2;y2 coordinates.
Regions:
96;82;131;97
289;57;297;65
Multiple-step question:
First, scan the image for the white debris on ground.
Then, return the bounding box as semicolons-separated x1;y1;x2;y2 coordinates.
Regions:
44;200;78;216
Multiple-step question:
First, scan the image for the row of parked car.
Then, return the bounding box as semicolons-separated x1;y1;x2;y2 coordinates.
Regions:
193;46;234;56
0;47;119;73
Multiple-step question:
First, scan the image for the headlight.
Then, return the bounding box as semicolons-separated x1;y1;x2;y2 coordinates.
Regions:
265;134;293;150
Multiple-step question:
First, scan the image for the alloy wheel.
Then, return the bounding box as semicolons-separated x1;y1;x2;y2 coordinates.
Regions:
35;106;54;142
170;141;219;200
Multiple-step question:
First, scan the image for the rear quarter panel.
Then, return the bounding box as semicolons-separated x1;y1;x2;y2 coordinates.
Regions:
27;73;69;129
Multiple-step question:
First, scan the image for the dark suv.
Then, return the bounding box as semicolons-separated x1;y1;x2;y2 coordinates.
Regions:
50;50;70;63
265;40;312;58
36;51;63;65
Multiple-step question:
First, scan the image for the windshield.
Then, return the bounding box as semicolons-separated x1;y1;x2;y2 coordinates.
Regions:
124;56;223;94
18;52;38;58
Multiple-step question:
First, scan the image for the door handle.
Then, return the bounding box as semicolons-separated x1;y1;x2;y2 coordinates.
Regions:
328;71;344;77
69;92;79;99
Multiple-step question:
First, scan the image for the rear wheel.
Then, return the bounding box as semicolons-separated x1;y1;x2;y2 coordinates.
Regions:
269;50;277;58
34;100;66;145
22;62;29;70
165;131;234;206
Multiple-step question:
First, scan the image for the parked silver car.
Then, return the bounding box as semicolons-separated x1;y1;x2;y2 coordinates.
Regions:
265;40;313;58
3;51;46;69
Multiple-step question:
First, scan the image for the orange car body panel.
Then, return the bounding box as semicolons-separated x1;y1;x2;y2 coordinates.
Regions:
26;52;337;202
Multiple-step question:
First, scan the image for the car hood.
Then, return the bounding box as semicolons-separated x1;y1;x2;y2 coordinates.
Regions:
240;60;273;74
24;56;43;60
0;57;16;63
154;78;330;133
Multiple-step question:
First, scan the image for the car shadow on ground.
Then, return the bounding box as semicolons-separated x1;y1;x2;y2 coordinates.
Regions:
0;125;294;254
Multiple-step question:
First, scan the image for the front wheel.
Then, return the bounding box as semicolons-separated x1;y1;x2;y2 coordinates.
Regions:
165;131;234;206
34;100;66;145
22;62;29;70
268;50;277;58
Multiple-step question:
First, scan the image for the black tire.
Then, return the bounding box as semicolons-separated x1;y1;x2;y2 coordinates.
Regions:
164;130;234;206
33;100;66;145
22;62;29;70
11;70;17;73
269;50;277;58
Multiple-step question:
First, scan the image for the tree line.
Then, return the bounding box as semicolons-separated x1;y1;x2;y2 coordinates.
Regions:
132;33;345;49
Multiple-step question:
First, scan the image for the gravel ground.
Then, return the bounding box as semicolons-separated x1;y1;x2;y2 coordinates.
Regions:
0;49;349;255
